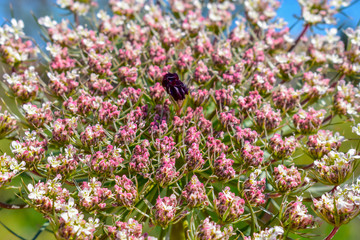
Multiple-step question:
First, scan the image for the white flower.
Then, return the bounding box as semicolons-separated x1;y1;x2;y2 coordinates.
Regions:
47;72;58;82
48;156;62;168
72;2;90;16
115;1;130;10
272;226;284;237
38;16;57;28
257;21;268;30
7;19;25;39
11;141;24;154
116;231;128;240
64;145;76;158
352;123;360;136
23;84;36;93
46;43;62;57
61;198;79;222
344;27;360;46
327;54;343;64
78;188;92;203
253;226;284;240
303;10;322;24
336;196;354;213
326;28;340;43
330;0;351;8
27;183;46;200
353;63;360;73
298;110;307;119
283;34;294;43
3;73;21;85
66;69;79;80
275;54;288;64
22;103;37;115
24;131;37;141
97;10;110;21
57;0;72;8
10;161;26;173
85;217;100;231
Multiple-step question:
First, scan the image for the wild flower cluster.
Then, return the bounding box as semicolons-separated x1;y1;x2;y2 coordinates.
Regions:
1;0;360;239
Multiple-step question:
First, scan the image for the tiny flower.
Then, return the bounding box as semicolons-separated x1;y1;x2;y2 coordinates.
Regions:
219;110;241;128
11;133;47;167
182;175;209;208
186;143;205;171
0;108;17;137
154;136;176;155
0;153;25;187
106;218;146;240
90;145;123;176
245;226;284;240
46;145;78;177
27;175;69;213
113;175;138;208
234;127;258;145
313;179;360;226
307;130;344;159
214;88;233;106
268;134;298;159
78;178;112;210
206;136;228;156
241;142;264;167
254;104;282;131
153;194;178;228
155;156;179;187
293;108;325;134
313;149;360;185
80;124;106;148
352;123;360;136
214;186;245;222
242;170;266;206
281;197;315;230
272;86;300;112
272;165;303;192
214;153;235;181
184;126;201;146
238;90;262;113
129;140;150;177
195;217;233;240
22;102;53;128
52;118;78;143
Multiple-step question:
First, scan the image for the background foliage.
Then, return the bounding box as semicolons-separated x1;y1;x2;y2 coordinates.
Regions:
1;0;360;239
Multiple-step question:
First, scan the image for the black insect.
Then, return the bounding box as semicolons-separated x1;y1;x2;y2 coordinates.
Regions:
162;72;188;101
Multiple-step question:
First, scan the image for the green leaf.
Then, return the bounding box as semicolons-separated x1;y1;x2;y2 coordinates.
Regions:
0;220;26;240
32;221;50;240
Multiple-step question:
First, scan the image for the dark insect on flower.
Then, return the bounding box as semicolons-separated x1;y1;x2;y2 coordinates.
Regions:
162;73;189;101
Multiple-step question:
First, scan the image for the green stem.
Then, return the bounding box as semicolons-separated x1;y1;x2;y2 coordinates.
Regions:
0;201;29;209
283;226;291;240
246;199;258;236
288;23;310;52
159;227;167;240
325;226;339;240
170;220;186;240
